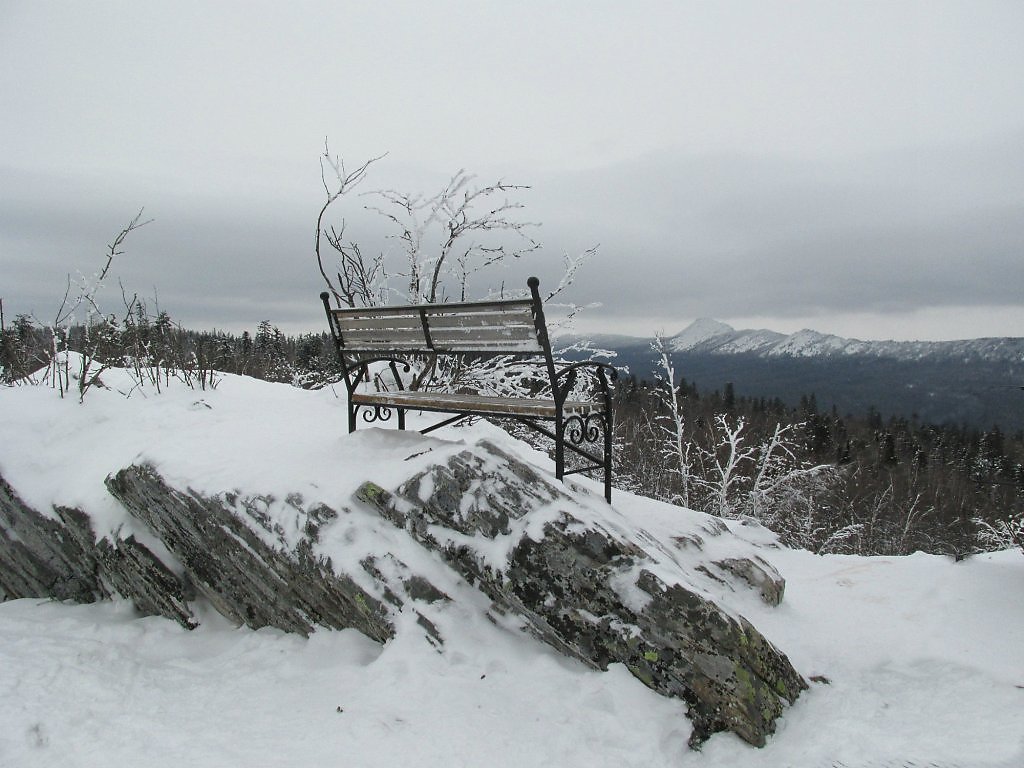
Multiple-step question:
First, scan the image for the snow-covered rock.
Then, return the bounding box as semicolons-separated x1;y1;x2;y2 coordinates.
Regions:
106;464;395;641
356;440;805;747
0;476;102;604
0;366;806;750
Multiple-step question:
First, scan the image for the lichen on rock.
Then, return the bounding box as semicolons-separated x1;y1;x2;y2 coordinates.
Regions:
356;439;807;748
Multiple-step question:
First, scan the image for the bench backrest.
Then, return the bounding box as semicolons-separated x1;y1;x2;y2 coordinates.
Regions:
321;281;550;357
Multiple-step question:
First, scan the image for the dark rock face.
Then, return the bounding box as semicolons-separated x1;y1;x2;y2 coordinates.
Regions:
0;463;437;641
356;440;806;748
106;464;393;642
0;475;196;627
0;477;102;603
94;534;197;629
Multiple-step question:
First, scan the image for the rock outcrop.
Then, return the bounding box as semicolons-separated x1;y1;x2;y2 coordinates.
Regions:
0;474;197;627
106;464;394;642
356;440;806;747
0;477;102;603
1;439;806;749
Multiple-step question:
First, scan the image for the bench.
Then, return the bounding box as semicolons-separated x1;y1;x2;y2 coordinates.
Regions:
320;277;617;501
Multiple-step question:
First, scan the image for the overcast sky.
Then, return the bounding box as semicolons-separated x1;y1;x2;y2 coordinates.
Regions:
2;1;1023;341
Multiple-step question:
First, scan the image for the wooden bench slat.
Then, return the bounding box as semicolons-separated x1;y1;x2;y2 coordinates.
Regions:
424;305;535;324
339;335;541;353
341;341;543;354
333;315;425;333
331;305;420;319
418;298;535;315
428;325;539;343
333;298;533;322
341;343;434;353
427;315;536;331
339;328;426;344
351;390;603;418
433;340;545;353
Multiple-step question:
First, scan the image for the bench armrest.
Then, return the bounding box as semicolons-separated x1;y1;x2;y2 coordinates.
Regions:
343;356;414;393
555;361;619;381
554;361;618;405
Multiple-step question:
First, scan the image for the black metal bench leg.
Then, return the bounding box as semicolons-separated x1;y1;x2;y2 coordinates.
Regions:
398;408;406;430
348;403;358;433
604;410;613;503
555;415;565;481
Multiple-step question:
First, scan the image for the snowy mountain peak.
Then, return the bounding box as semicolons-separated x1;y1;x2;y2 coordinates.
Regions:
770;328;850;357
670;318;735;349
669;319;786;355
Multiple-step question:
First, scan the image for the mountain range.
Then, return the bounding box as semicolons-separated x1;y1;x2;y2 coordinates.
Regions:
564;320;1024;431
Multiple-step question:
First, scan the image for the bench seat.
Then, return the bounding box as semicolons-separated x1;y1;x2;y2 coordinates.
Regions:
351;390;606;419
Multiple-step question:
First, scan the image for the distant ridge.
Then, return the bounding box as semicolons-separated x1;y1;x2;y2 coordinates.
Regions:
667;319;1024;364
561;321;1024;430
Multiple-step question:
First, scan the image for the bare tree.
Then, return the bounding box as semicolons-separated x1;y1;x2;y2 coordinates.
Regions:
366;169;540;304
652;334;695;508
748;423;834;517
700;414;758;517
316;143;387;308
43;209;152;400
315;144;561;310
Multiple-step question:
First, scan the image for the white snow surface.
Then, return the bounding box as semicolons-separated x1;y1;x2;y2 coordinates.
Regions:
1;368;1023;767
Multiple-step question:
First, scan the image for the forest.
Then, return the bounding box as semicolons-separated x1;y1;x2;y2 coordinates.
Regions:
2;310;1021;560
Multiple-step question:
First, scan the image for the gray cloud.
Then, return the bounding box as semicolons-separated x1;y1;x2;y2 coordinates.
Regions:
533;135;1024;325
3;129;1023;341
2;2;1023;340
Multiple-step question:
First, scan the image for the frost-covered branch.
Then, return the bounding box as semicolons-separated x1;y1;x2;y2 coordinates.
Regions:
42;210;152;400
368;169;540;304
316;141;387;307
701;414;759;518
653;333;694;508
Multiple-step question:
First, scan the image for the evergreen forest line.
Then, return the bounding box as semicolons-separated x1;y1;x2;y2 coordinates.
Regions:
2;313;1021;558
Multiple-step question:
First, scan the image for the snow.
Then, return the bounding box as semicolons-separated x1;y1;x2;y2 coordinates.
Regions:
669;318;735;350
2;368;1023;767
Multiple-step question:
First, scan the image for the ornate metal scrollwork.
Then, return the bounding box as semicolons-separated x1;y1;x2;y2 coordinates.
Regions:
361;405;395;424
565;413;605;445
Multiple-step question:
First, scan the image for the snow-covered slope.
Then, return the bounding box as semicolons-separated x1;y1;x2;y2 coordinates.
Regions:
1;372;1022;766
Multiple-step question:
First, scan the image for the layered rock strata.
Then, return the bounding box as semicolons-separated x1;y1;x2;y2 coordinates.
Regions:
356;441;806;747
